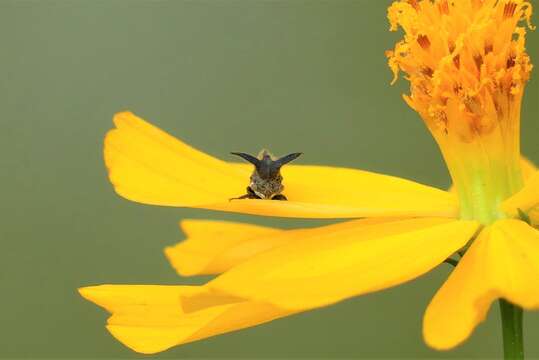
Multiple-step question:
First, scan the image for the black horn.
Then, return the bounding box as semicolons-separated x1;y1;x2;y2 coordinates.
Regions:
275;152;302;168
231;152;260;166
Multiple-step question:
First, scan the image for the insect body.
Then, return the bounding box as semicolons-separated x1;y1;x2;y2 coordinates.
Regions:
231;150;302;200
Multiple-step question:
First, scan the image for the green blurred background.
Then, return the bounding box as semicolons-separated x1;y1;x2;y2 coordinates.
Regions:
2;0;538;358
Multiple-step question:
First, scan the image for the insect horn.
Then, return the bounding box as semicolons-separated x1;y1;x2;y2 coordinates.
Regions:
230;152;261;167
274;152;303;168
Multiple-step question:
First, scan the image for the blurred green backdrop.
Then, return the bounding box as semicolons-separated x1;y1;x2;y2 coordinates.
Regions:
2;0;538;358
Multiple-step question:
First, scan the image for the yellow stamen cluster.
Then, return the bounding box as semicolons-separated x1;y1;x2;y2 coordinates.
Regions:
387;0;534;223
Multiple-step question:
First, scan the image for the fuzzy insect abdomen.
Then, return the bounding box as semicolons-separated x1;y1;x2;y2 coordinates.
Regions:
250;172;283;199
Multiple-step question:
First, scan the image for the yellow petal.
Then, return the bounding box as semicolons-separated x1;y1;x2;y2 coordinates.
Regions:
502;170;539;218
79;285;293;354
207;218;479;311
166;218;405;276
423;220;539;350
105;112;458;218
165;220;284;276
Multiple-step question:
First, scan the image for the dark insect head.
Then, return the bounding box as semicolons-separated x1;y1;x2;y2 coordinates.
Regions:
231;150;302;179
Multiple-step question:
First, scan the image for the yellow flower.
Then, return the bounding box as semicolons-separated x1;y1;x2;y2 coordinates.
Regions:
385;0;538;350
79;0;539;354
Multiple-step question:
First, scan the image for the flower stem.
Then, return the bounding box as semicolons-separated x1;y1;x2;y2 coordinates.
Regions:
499;299;524;359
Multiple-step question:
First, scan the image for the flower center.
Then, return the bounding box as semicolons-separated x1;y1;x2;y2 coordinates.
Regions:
386;0;534;224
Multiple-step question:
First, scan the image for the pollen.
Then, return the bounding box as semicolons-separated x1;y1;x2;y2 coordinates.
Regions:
504;2;518;19
387;0;534;139
417;34;431;50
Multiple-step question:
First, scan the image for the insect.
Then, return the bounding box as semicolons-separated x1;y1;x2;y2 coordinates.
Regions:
230;149;302;200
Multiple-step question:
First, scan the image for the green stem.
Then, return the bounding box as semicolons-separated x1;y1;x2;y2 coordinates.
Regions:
499;299;524;359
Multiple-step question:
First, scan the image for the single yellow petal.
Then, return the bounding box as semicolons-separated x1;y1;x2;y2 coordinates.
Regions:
502;170;539;218
207;218;479;311
493;221;539;309
165;220;284;276
166;218;405;276
423;220;539;350
79;285;293;354
105;112;458;218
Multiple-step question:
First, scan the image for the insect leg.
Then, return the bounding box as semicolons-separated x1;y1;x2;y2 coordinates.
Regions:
271;194;287;201
229;187;261;201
